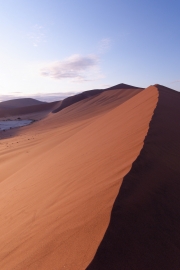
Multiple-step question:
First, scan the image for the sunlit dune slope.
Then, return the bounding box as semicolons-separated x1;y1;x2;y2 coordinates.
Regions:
38;88;143;130
0;88;142;178
87;85;180;270
53;83;142;113
0;87;157;269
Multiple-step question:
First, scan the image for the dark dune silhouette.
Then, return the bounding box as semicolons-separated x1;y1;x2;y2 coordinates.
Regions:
0;98;46;109
0;101;59;118
86;84;180;270
106;83;143;90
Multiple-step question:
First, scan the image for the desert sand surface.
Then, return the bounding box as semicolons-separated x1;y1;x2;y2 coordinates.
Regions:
0;86;157;269
53;83;142;113
87;85;180;270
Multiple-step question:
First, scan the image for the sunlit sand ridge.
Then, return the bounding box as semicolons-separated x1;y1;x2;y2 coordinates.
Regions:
87;85;180;269
0;86;157;269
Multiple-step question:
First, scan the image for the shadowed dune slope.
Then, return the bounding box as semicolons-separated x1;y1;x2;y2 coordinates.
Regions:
0;87;157;269
87;85;180;270
0;98;45;109
52;83;142;113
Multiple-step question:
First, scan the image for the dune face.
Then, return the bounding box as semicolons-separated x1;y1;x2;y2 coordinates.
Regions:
52;83;142;113
0;86;157;269
87;85;180;270
52;90;102;113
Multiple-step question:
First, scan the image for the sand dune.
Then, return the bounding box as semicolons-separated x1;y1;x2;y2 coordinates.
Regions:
0;101;59;120
87;85;180;269
53;83;142;113
0;88;143;185
0;98;45;109
0;86;157;269
106;83;143;90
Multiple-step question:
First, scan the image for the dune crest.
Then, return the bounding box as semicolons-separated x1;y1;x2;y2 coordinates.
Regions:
87;85;180;269
0;87;158;269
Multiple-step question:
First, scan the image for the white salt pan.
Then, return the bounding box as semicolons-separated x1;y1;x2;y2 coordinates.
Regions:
0;120;33;131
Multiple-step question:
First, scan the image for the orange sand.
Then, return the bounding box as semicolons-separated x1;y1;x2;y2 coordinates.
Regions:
0;87;158;269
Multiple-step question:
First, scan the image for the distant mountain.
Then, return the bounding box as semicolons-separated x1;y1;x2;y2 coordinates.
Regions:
53;83;142;113
0;98;46;109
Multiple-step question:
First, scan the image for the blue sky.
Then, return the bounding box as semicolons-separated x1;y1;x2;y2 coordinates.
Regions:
0;0;180;101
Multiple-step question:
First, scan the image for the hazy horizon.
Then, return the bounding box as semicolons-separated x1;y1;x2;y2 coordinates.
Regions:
0;0;180;99
0;91;79;103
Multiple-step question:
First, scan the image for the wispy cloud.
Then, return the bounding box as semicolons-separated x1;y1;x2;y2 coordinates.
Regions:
27;24;46;47
98;38;111;54
40;54;104;82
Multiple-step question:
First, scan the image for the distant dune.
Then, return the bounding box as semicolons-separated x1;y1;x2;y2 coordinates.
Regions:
106;82;144;90
0;101;59;119
0;83;180;269
0;98;46;109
